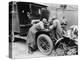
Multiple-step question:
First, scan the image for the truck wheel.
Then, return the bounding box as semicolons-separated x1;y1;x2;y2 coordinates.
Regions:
37;34;53;55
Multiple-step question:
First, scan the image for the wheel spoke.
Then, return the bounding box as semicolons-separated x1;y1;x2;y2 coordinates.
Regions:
39;38;50;51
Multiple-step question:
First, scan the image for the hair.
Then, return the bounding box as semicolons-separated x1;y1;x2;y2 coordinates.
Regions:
52;18;57;21
40;17;48;21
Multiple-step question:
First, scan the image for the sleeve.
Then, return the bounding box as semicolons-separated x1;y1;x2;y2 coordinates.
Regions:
39;22;45;30
31;20;40;24
49;20;57;30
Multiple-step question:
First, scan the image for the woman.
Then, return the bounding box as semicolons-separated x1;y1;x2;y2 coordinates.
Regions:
27;18;48;54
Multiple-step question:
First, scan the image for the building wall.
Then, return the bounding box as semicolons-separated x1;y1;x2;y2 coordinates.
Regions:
64;10;78;27
47;5;78;29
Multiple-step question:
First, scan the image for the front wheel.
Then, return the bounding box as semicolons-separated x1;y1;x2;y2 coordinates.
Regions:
37;34;53;55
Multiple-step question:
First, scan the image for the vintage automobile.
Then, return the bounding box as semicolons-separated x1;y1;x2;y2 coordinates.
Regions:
9;2;78;55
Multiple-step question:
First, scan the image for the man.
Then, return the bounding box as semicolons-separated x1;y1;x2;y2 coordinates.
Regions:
27;18;48;54
49;17;63;40
61;17;68;36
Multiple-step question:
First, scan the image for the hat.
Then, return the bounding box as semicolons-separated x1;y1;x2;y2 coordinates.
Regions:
52;16;57;20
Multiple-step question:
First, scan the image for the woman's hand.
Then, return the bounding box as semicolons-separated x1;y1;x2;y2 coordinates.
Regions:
43;29;50;32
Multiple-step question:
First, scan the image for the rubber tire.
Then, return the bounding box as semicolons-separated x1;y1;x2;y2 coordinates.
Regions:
37;34;53;55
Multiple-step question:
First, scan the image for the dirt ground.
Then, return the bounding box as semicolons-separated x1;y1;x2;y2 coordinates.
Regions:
10;39;77;59
11;41;63;59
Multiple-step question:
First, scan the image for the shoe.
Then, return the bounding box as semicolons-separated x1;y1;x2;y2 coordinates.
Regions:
28;47;33;54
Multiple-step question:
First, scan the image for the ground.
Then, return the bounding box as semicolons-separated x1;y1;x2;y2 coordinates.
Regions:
11;42;57;59
10;38;77;59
